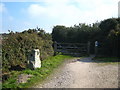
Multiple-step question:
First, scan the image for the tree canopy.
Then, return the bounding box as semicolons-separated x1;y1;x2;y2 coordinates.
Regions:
52;18;120;57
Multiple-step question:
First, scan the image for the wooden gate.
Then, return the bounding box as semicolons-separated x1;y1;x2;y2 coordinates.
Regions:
54;42;90;56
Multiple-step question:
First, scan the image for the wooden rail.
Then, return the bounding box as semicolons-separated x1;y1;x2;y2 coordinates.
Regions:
54;41;90;56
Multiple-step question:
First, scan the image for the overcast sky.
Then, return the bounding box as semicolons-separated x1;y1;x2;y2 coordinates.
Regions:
0;0;119;33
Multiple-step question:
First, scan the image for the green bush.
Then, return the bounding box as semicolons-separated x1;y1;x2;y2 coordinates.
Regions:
2;29;54;73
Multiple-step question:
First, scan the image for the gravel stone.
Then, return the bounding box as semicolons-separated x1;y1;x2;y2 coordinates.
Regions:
34;56;119;88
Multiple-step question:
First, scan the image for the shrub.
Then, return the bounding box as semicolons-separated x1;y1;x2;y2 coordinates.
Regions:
2;29;54;73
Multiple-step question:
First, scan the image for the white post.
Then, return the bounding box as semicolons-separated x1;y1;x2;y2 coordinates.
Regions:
34;49;41;68
95;41;98;56
28;49;41;69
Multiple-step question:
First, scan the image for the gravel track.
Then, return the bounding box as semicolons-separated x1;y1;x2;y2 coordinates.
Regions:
34;56;119;88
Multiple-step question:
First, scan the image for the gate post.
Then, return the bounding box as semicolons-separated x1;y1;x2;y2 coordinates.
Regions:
54;41;57;56
87;41;90;56
95;41;98;57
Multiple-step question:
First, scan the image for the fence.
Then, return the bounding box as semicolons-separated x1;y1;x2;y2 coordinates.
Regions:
53;41;90;56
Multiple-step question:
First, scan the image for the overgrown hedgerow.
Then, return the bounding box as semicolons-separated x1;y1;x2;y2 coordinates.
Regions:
2;29;54;73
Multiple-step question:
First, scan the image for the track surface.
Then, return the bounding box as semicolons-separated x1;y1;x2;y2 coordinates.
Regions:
34;56;118;88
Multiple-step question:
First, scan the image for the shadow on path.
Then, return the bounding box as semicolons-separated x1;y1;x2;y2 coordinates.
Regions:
76;55;94;63
76;55;119;63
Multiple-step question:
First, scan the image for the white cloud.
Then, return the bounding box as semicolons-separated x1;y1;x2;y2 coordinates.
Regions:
27;2;82;26
2;0;119;33
28;4;46;17
23;0;119;33
27;0;118;27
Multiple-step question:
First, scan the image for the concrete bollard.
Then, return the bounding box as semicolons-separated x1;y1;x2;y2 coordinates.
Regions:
28;49;41;69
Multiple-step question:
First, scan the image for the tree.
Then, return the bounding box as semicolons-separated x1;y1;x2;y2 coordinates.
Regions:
52;25;67;42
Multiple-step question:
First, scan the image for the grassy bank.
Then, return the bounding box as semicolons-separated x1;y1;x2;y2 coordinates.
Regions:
2;55;74;88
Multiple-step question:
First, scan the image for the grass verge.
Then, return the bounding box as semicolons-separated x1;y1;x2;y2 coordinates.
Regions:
2;55;74;88
92;56;120;65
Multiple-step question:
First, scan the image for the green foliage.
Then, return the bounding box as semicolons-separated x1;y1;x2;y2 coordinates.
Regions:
99;18;120;57
52;18;120;57
2;55;73;88
2;28;54;73
52;25;68;42
2;71;20;88
99;18;118;32
52;23;100;43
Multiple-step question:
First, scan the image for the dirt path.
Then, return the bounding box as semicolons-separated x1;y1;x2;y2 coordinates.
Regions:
34;56;119;88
